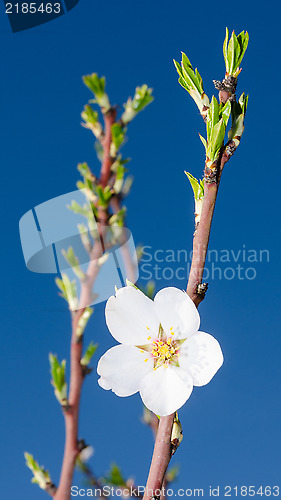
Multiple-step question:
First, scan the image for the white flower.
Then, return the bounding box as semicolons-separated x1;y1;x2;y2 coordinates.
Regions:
97;286;223;416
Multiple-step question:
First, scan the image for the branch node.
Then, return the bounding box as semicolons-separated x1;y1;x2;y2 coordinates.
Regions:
225;141;236;157
196;282;208;296
77;439;88;453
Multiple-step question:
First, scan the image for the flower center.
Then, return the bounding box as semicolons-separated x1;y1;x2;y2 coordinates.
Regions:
151;337;178;369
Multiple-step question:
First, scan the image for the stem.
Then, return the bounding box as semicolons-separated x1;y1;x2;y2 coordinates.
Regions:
100;109;117;188
54;310;85;500
53;108;117;500
143;150;231;500
143;415;174;500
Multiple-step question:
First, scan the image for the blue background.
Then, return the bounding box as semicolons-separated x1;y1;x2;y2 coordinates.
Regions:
0;0;280;498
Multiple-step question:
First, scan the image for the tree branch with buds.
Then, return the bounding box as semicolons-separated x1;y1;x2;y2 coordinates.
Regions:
25;74;153;500
143;27;249;500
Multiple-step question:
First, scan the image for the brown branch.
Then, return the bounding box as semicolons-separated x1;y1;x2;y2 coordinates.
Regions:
100;108;117;188
143;147;231;500
54;310;85;500
53;108;117;500
143;415;174;500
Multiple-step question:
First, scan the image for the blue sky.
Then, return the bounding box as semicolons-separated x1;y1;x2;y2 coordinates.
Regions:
1;0;281;498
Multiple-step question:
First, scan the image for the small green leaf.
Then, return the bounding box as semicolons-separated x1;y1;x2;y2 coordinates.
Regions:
110;123;126;156
24;453;53;491
81;341;98;367
185;172;200;200
49;354;68;407
199;133;207;151
76;307;94;337
121;84;153;124
104;464;127;487
61;248;86;281
220;99;231;126
223;27;229;73
56;273;78;311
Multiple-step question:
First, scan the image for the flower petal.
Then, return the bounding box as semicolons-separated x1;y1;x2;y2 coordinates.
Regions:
179;331;223;386
105;286;160;345
154;287;200;339
140;365;193;416
97;344;153;397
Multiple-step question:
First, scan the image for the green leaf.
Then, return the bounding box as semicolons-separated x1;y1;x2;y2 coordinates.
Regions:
209;119;226;160
199;133;207;151
109;207;127;227
104;464;127;487
121;84;153;124
220;99;231;126
111;123;126;154
56;273;78;311
96;185;112;208
236;31;249;70
67;200;93;219
81;341;98;367
113;163;126;194
76;307;94;337
49;354;68;406
207;96;219;142
227;31;235;75
185;172;199;199
24;453;52;491
61;248;86;281
223;27;229;73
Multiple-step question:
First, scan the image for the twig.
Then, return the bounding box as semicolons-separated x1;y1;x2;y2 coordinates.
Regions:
54;310;85;500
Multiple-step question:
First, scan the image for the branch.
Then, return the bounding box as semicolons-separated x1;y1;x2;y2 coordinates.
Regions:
54;109;117;500
143;147;231;500
100;109;117;188
54;310;85;500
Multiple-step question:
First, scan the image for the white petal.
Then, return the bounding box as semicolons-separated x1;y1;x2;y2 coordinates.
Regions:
97;344;153;397
140;365;194;416
179;331;223;386
154;287;200;339
105;286;160;345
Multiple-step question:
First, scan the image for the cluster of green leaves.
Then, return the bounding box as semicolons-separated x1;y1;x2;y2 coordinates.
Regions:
205;97;231;162
56;273;79;311
49;354;68;407
174;53;210;120
223;28;249;77
174;28;249;169
61;247;86;281
81;104;103;139
24;453;53;491
83;73;111;112
121;84;154;125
